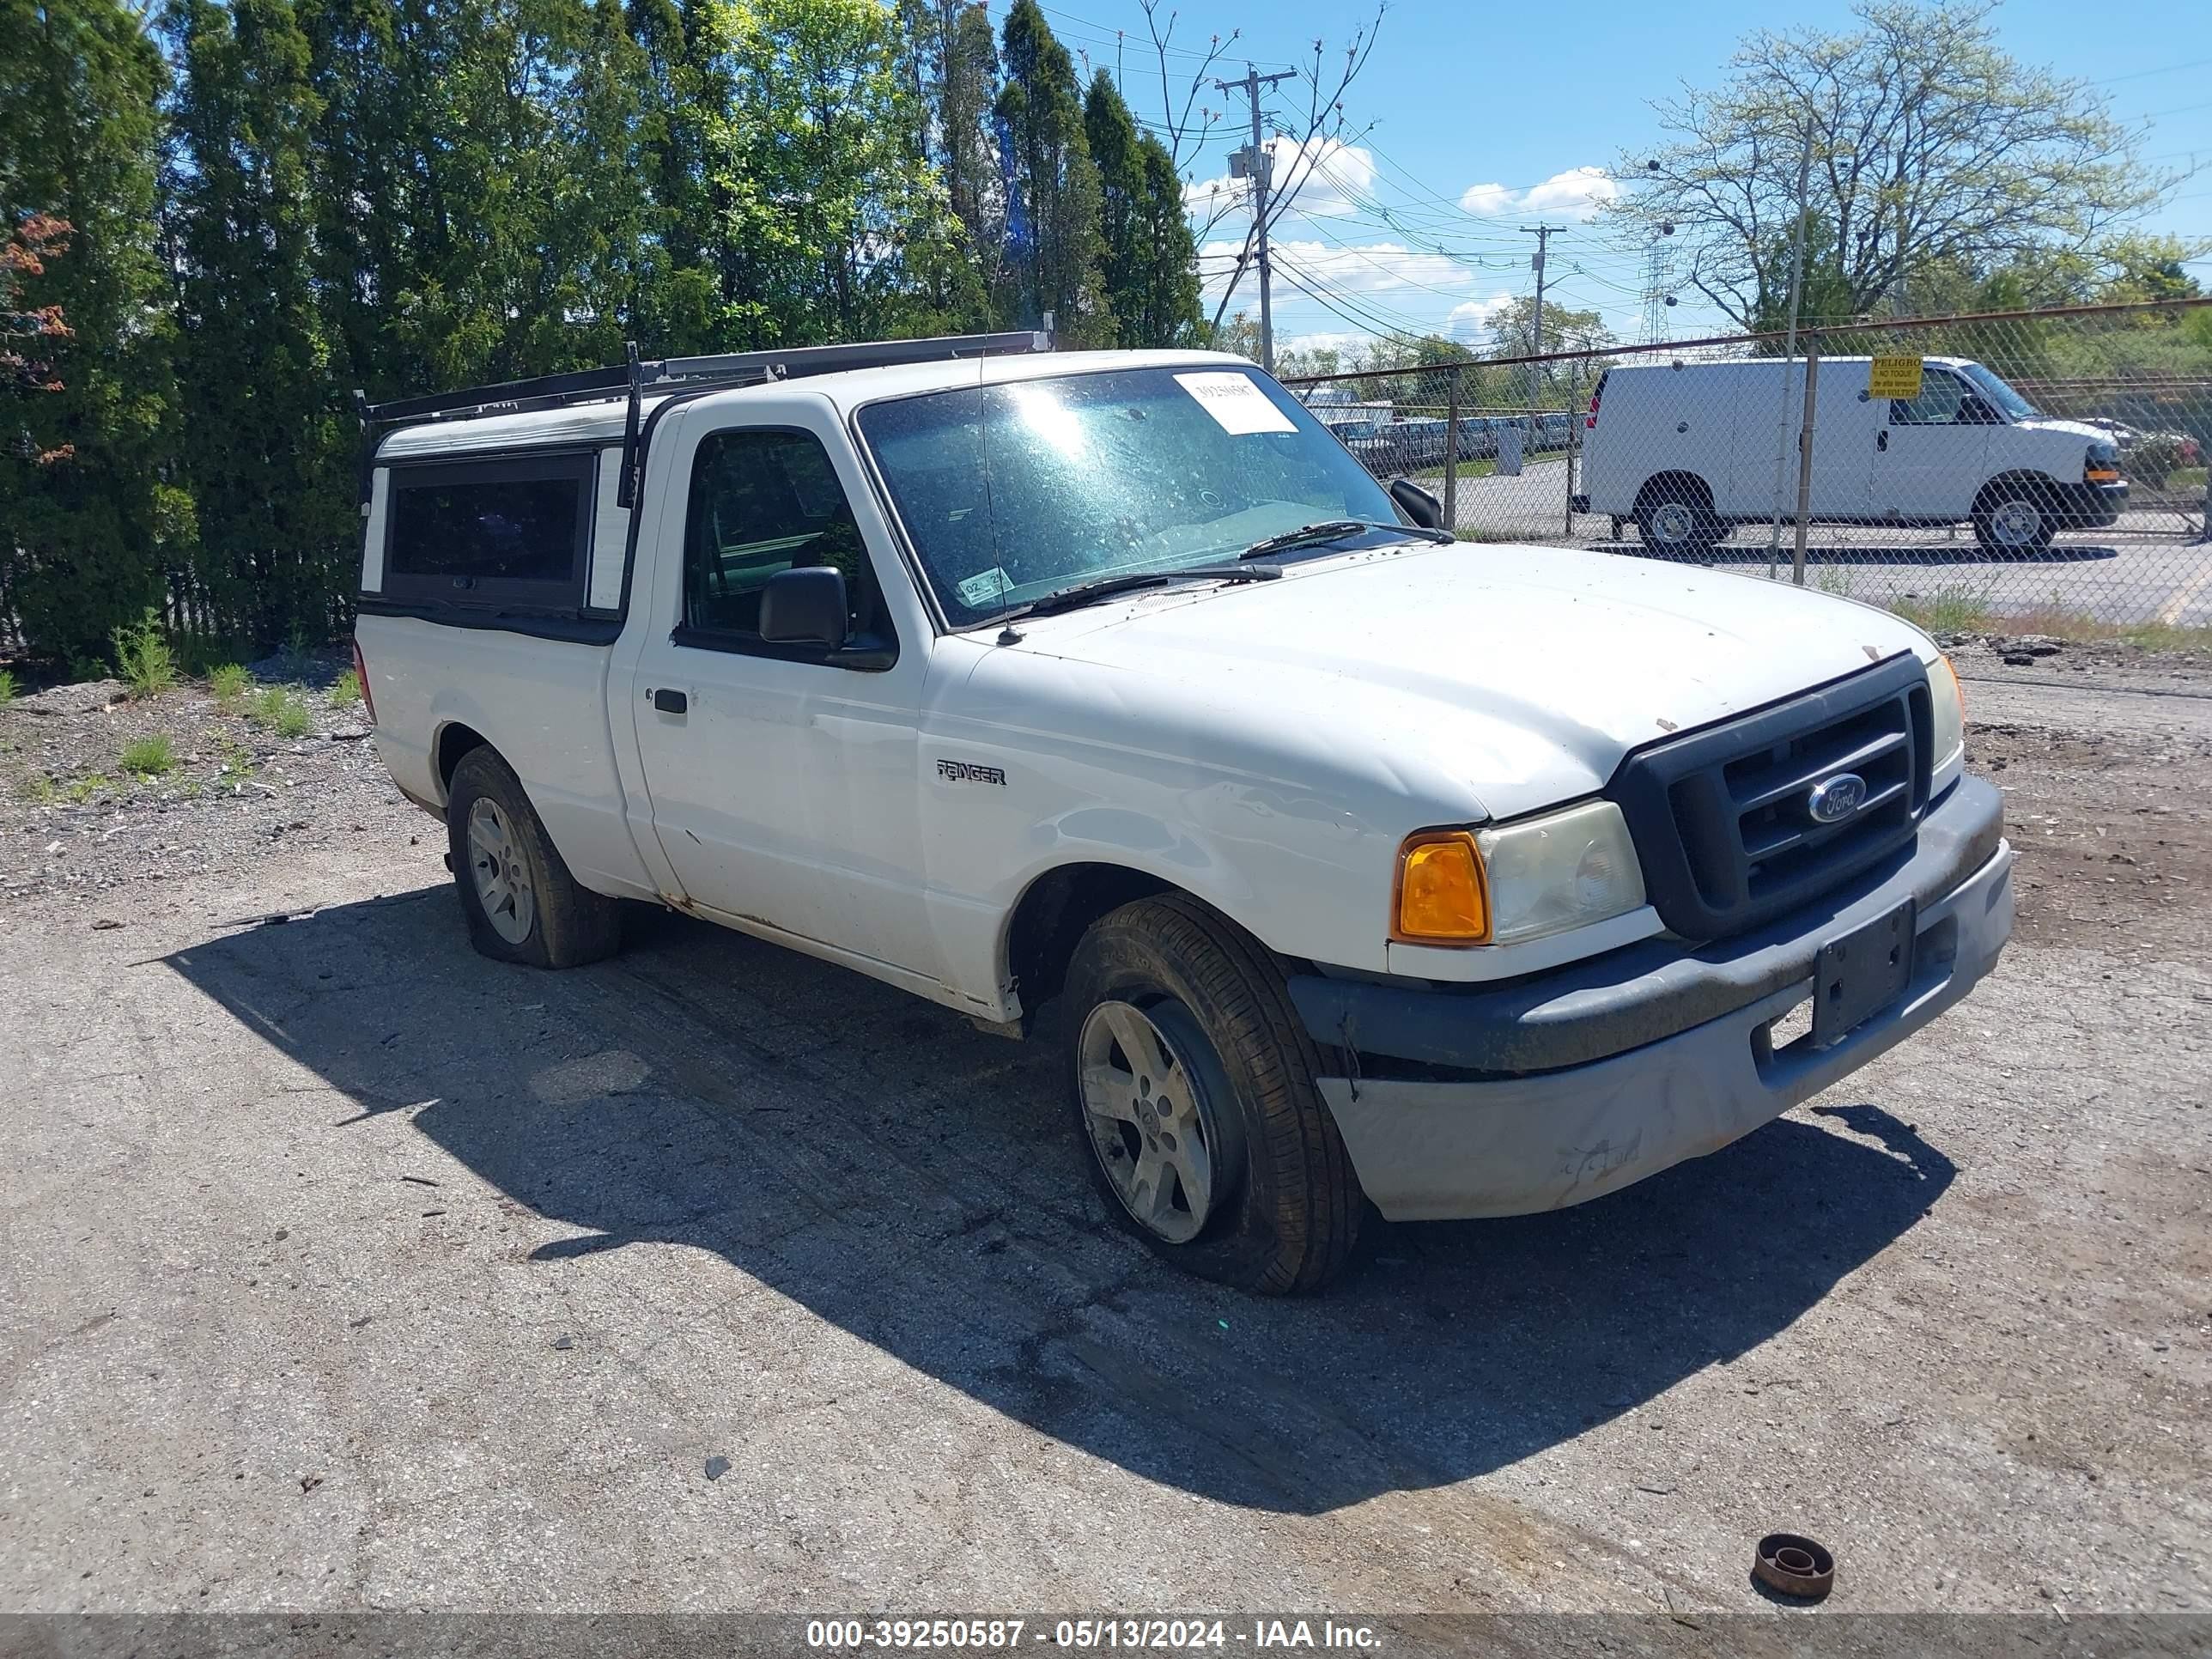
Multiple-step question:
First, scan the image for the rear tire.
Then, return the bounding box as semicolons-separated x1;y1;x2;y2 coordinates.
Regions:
1972;481;2059;556
446;747;623;969
1061;893;1362;1294
1634;477;1721;561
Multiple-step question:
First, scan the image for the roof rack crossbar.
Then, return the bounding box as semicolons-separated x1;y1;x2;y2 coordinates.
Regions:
360;329;1049;428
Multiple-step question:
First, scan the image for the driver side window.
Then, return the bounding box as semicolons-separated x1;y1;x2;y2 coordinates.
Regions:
1888;372;1972;427
683;427;879;644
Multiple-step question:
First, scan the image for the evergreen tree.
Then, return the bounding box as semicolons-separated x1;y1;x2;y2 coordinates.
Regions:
624;0;726;351
1084;73;1198;348
993;0;1103;340
161;0;352;645
0;0;178;664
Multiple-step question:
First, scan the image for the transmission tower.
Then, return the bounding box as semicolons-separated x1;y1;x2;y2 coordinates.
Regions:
1640;223;1677;345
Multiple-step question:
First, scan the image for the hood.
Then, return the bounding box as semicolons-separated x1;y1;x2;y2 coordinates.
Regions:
1010;543;1933;822
2016;415;2108;446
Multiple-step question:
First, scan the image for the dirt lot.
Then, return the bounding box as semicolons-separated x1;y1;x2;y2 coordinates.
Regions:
1;640;2207;1624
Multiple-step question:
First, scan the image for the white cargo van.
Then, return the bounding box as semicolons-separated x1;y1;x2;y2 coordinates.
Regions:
1572;355;2126;556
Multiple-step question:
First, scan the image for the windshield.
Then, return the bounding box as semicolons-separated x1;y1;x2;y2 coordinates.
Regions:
857;365;1407;626
1957;361;2039;420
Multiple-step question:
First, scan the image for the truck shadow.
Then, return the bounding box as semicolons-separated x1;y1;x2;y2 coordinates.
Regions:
164;887;1954;1517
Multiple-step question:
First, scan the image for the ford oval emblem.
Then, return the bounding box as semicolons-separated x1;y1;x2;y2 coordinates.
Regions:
1808;773;1867;823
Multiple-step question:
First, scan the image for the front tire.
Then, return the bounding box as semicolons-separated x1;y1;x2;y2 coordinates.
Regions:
1972;482;2059;556
446;747;623;969
1061;894;1362;1294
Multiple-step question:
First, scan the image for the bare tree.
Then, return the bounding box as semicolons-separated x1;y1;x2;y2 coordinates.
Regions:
1124;0;1383;330
1613;0;2179;327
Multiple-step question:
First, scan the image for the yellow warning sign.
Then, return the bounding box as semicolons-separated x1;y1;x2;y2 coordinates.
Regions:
1868;356;1923;400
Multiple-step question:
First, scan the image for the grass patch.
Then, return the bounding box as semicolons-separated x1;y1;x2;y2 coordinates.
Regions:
327;668;362;709
63;772;110;805
1988;602;2212;657
216;735;257;785
112;611;179;700
208;663;251;707
119;732;176;777
248;684;314;739
2164;465;2206;493
18;773;57;805
1887;584;1998;635
0;668;15;707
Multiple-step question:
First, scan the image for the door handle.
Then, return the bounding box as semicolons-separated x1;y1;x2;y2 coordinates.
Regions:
651;688;688;715
1876;429;1888;452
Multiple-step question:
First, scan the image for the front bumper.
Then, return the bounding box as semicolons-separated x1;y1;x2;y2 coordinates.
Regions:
2055;477;2126;527
1290;776;2014;1220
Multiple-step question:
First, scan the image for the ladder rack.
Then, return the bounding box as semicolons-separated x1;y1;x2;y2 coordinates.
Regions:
354;329;1053;505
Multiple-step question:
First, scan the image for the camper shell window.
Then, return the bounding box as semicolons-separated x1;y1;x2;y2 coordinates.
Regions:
380;451;596;611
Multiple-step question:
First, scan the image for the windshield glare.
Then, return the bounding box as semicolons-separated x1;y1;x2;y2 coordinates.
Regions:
1959;361;2038;420
857;365;1407;624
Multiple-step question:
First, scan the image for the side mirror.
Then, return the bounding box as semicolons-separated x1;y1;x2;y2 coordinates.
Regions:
1389;477;1445;531
759;566;849;648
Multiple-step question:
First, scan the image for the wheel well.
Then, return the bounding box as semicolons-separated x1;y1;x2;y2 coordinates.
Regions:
1006;863;1173;1017
434;722;491;798
1972;471;2063;514
1633;471;1714;514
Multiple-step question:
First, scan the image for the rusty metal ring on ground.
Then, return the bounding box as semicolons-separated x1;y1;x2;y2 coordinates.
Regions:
1753;1533;1836;1601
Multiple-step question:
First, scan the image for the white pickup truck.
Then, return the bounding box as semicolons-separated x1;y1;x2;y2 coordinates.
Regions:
354;332;2014;1293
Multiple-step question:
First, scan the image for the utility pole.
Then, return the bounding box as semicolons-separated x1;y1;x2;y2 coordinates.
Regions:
1216;64;1296;373
1765;138;1814;579
1519;223;1565;429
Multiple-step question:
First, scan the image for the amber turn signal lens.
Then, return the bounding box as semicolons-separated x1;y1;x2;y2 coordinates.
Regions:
1394;831;1490;944
2085;466;2120;483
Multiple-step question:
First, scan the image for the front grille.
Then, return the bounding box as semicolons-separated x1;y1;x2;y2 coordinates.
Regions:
1607;653;1933;941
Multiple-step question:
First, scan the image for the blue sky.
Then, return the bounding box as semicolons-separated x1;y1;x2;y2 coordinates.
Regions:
1000;0;2212;352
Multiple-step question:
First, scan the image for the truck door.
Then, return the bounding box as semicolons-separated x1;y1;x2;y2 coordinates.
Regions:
1872;367;1992;523
623;397;938;980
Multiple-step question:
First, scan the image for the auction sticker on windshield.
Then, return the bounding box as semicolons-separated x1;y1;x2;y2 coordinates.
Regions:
1175;372;1297;435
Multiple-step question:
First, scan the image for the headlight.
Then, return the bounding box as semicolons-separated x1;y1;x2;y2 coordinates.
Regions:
1393;800;1646;947
1929;653;1965;775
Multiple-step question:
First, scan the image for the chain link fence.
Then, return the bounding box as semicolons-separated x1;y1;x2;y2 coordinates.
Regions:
1284;298;2212;635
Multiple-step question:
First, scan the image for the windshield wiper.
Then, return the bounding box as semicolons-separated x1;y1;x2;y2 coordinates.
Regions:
1237;519;1453;560
997;562;1283;623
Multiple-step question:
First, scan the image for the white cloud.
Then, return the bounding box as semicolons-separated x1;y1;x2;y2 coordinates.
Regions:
1200;236;1478;305
1279;330;1371;358
1457;181;1513;216
1457;166;1620;222
1187;137;1378;230
1445;294;1516;343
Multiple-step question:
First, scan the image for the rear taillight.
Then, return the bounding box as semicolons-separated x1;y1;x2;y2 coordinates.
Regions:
352;637;376;726
1585;388;1601;429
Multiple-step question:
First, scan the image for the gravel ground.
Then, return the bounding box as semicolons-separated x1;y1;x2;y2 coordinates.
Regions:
1;643;2207;1626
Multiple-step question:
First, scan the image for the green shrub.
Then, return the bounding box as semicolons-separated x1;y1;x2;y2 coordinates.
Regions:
208;663;251;706
112;611;178;700
327;669;362;708
1889;585;1996;635
249;684;313;738
2129;433;2194;489
120;732;176;777
0;668;15;706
